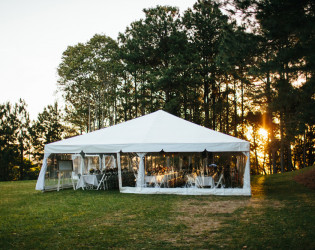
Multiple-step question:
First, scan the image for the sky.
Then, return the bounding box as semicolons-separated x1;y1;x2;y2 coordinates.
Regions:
0;0;197;120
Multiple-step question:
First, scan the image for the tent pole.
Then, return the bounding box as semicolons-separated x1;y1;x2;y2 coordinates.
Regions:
99;154;102;171
80;151;85;175
117;152;122;190
243;151;251;191
136;153;146;188
102;155;106;171
88;157;91;172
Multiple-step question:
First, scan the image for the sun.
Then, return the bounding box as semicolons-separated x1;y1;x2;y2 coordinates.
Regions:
258;128;268;139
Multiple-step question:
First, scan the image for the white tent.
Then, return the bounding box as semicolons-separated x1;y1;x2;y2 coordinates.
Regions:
36;110;251;195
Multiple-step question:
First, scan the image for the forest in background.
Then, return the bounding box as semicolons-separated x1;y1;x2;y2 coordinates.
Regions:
1;0;314;181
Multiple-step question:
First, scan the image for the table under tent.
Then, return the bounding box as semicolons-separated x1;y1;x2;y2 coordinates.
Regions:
36;110;251;195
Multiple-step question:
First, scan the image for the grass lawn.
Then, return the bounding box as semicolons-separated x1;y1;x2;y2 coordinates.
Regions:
0;166;314;249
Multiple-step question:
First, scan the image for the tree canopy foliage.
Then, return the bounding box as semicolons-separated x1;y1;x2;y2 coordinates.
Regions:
1;0;314;180
0;101;71;181
0;100;31;180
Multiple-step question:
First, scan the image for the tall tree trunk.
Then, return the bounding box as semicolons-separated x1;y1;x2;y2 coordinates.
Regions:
226;80;229;134
94;99;97;131
204;78;209;128
134;73;138;118
268;146;272;174
20;136;24;180
219;86;222;132
98;88;101;129
123;74;128;121
265;67;277;174
262;146;267;174
272;148;277;174
211;77;216;130
303;128;306;168
114;86;117;125
150;82;154;113
280;112;285;173
184;87;188;120
140;71;145;116
88;98;91;132
309;127;314;166
241;80;244;137
253;131;259;174
233;79;237;137
287;142;293;171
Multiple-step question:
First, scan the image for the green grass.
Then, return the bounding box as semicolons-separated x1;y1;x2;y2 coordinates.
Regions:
0;166;314;249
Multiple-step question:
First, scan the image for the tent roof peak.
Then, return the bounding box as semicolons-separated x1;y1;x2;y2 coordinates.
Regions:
45;110;249;154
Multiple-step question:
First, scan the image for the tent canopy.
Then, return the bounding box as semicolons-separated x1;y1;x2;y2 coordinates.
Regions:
45;110;249;154
36;110;251;195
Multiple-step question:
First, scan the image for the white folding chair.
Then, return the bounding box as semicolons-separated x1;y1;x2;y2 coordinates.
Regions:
195;176;203;188
159;175;169;188
97;174;108;190
145;176;156;187
215;173;224;188
185;175;196;188
71;172;80;190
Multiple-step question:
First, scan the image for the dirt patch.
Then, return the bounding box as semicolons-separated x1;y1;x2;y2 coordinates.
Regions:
178;200;250;215
164;197;285;245
176;213;222;235
249;198;283;209
294;168;315;190
159;174;287;247
158;199;250;247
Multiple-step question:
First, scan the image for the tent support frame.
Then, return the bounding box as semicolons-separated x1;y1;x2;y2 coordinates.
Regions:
117;152;122;189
